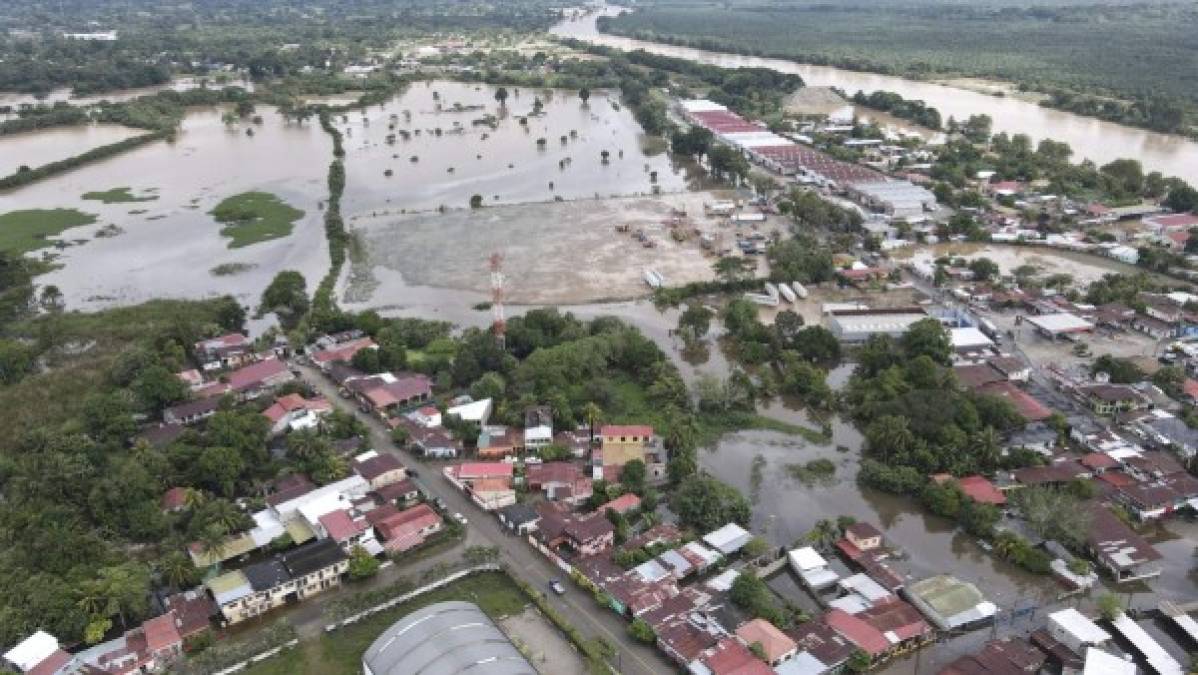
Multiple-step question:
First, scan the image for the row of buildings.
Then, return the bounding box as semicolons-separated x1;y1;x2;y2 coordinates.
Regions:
679;99;937;220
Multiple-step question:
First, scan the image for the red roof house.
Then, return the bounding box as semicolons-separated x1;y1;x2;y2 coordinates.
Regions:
824;609;890;657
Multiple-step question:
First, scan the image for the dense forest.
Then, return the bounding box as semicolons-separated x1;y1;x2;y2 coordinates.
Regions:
600;0;1198;136
0;0;564;96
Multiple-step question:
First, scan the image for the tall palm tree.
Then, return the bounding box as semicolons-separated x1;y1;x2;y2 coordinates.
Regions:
582;402;602;442
197;524;229;566
205;498;245;534
183;487;207;511
159;552;197;590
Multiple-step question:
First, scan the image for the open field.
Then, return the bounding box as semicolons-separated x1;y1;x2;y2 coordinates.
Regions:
0;208;97;254
344;190;752;306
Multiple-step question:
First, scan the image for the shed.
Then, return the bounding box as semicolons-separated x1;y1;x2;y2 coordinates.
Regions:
703;523;753;555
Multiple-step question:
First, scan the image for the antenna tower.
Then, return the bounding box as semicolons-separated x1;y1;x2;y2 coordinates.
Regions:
490;252;506;350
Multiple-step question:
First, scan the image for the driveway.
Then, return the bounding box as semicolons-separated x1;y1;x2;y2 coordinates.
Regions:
297;362;671;675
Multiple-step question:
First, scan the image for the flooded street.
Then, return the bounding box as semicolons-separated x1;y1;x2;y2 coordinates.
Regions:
1;105;330;310
553;8;1198;181
338;81;689;213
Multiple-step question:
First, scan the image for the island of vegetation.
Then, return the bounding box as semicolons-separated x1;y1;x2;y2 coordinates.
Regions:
210;191;305;248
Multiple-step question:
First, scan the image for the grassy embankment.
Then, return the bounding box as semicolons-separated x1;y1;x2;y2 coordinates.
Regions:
0;208;97;254
239;572;527;675
81;186;158;204
210;191;305;248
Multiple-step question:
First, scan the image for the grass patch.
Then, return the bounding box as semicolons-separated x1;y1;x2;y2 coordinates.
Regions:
210;262;257;276
240;571;528;675
0;208;98;254
82;187;158;204
785;458;837;485
210;191;304;249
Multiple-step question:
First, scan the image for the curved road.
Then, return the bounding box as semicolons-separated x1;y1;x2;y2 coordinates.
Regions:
298;362;671;675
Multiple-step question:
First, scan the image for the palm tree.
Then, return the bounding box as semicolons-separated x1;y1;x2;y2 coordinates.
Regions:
579;87;590;105
204;498;245;534
804;519;839;552
494;87;509;107
197;523;229;565
159;552;197;590
582;402;603;442
183;487;207;511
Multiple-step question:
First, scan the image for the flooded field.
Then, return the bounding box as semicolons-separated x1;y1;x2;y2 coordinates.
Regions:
0;123;145;176
343;190;734;306
895;242;1150;286
337;80;691;213
1;105;330;310
0;76;249;109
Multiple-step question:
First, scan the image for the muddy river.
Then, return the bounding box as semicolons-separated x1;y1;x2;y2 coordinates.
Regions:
552;8;1198;181
0;105;330;311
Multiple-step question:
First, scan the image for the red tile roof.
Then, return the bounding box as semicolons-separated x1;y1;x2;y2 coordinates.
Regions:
143;611;182;653
312;337;376;364
376;504;441;551
526;461;582;487
161;487;189;511
978;381;1052;422
226;357;290;392
703;637;773;675
957;476;1007;506
1098;471;1136;488
599;492;642;514
824;609;890;657
735;619;796;664
319;509;370;542
1081;452;1120;471
858;600;931;642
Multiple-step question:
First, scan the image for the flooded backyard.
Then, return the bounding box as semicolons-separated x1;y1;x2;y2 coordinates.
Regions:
0;105;330;310
338;80;691;213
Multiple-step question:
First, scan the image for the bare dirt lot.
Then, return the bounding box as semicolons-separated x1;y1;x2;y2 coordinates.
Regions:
345;190;763;305
498;606;587;675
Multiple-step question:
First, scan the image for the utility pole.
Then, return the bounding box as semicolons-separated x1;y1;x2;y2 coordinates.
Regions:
490;252;506;351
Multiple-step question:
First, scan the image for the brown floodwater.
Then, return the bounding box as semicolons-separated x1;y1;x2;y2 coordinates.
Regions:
1;105;330;311
338;80;689;213
0;76;252;109
702;400;1063;609
553;8;1198;181
0;123;144;176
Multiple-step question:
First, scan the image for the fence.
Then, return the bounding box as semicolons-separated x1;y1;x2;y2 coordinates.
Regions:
209;639;300;675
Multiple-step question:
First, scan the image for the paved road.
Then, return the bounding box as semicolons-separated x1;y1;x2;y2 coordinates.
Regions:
298;363;672;675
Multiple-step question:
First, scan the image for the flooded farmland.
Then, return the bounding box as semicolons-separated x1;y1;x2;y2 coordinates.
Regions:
0;123;146;177
337;80;690;213
0;105;330;310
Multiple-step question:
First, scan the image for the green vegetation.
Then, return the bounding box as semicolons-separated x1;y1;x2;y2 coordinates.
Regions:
785;458;836;484
0;103;90;135
210;262;256;276
0;208;98;254
82;187;158;204
602;1;1198;136
0;131;166;191
210;191;304;248
236;571;527;675
0;293;248;646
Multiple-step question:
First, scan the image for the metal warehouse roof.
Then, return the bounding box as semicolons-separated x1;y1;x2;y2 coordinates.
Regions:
361;601;535;675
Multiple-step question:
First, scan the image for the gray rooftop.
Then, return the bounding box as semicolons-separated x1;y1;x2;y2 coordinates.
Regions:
361;601;536;675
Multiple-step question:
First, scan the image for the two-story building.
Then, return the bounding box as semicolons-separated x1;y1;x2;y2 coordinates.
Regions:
206;539;348;625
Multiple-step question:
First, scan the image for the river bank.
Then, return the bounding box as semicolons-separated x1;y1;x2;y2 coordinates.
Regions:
551;7;1198;181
